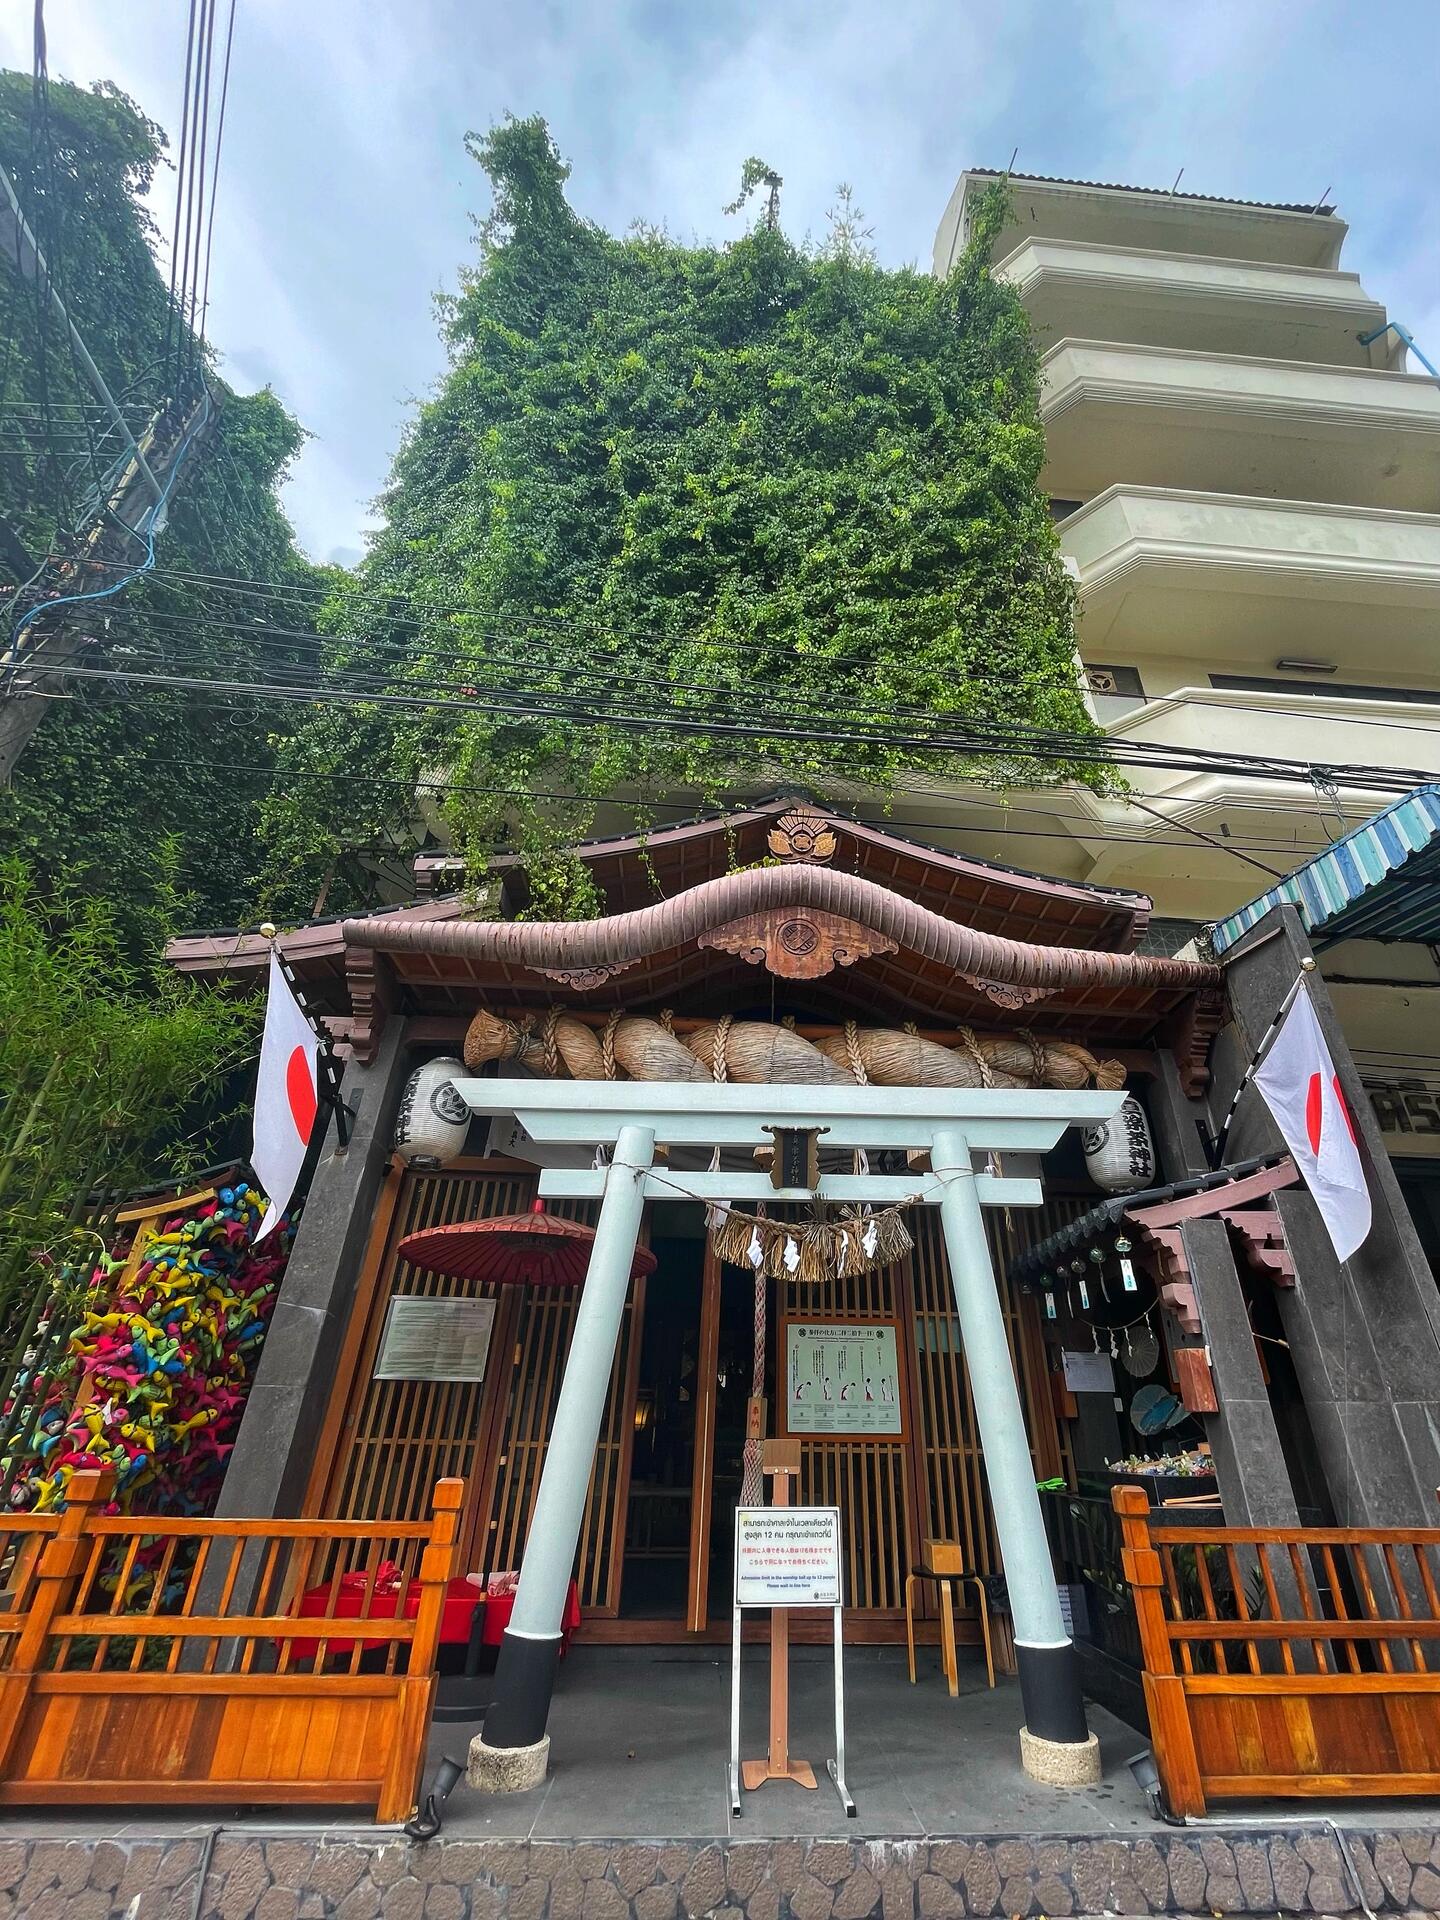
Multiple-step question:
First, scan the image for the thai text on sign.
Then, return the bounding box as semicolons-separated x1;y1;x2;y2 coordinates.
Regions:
735;1506;842;1608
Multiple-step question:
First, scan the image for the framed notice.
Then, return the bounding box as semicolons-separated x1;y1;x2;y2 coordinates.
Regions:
374;1295;496;1382
782;1321;905;1439
734;1506;842;1608
1061;1348;1116;1395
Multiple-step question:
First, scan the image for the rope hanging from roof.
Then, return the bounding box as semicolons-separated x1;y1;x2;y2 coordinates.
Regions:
463;1007;1126;1091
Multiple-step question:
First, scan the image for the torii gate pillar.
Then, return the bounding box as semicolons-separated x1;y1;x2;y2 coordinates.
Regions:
459;1080;1119;1795
931;1128;1098;1784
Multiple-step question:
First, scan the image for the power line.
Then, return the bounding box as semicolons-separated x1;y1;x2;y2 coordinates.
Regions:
79;561;1440;758
67;747;1355;862
198;0;237;344
22;652;1438;796
80;601;1440;795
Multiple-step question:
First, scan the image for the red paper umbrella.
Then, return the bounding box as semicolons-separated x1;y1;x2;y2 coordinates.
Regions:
396;1198;657;1289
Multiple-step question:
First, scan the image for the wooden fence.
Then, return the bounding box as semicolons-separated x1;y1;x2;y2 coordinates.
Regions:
0;1471;462;1821
1113;1485;1440;1816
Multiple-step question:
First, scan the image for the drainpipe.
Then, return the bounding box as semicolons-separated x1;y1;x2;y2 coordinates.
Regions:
1357;319;1440;384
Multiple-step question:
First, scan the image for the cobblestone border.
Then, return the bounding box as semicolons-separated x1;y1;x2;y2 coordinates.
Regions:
3;1827;1439;1920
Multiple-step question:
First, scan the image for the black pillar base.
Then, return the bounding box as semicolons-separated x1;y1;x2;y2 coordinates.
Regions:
481;1629;562;1751
1017;1639;1089;1744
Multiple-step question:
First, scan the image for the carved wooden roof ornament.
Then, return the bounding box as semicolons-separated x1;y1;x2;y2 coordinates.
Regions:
957;972;1057;1012
534;962;636;991
767;805;839;865
698;908;897;980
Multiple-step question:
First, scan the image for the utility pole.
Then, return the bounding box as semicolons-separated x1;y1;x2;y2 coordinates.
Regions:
0;154;218;785
0;161;163;504
0;386;216;785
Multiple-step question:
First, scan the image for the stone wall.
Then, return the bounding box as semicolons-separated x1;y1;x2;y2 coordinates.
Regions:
5;1828;1440;1920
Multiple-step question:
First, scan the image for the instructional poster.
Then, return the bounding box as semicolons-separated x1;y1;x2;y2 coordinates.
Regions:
784;1321;903;1436
735;1506;842;1608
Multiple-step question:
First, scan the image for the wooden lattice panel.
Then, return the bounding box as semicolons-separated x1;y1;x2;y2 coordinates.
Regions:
326;1170;530;1527
323;1170;639;1616
785;1258;913;1615
905;1203;1075;1590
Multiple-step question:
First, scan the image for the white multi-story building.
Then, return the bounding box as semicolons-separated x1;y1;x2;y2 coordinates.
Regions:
931;170;1440;1252
926;169;1440;927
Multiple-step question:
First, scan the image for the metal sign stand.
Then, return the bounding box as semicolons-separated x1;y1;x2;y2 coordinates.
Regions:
728;1449;855;1819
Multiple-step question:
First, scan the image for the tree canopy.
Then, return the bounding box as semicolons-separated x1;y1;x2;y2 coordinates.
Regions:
261;116;1095;920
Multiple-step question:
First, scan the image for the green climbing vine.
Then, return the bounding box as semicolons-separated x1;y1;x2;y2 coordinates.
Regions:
253;116;1099;920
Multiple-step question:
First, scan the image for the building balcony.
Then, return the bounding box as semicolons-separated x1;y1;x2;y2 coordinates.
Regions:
1041;340;1440;513
1001;239;1394;367
935;172;1347;276
1061;486;1440;680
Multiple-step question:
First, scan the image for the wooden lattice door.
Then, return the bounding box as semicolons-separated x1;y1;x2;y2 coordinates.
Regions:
318;1164;642;1616
907;1204;1075;1611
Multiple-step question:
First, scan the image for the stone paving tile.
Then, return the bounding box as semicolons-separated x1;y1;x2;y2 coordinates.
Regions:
0;1828;1434;1919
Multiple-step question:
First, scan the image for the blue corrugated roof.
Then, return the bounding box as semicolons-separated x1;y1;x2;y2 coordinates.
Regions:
1212;785;1440;953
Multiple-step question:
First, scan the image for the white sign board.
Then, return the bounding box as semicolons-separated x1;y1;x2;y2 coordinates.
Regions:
374;1295;496;1382
1062;1348;1116;1394
785;1323;903;1436
734;1506;842;1609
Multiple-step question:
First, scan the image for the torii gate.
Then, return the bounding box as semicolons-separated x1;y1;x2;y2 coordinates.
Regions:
458;1078;1124;1795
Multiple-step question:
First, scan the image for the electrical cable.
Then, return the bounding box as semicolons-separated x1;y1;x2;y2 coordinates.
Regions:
183;0;218;380
163;0;199;375
3;390;214;657
22;650;1437;802
81;596;1440;790
74;562;1440;756
197;0;237;346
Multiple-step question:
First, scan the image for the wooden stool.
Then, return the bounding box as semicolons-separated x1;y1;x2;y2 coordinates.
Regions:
904;1539;996;1697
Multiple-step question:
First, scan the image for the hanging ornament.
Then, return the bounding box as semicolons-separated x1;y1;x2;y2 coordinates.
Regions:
747;1226;765;1270
1115;1236;1139;1293
1044;1294;1057;1321
861;1217;879;1260
1079;1278;1090;1310
783;1236;800;1275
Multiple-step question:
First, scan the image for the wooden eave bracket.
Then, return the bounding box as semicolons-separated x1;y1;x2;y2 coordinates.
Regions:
1125;1157;1300;1332
1157;985;1227;1099
344;947;397;1067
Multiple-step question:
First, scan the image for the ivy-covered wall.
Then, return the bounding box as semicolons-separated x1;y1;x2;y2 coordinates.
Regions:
261;118;1096;920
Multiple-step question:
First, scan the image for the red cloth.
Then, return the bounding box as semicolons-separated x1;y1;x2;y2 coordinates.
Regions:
481;1579;582;1652
293;1574;483;1661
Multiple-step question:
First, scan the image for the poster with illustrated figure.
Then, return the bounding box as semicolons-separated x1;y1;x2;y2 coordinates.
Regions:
782;1321;904;1436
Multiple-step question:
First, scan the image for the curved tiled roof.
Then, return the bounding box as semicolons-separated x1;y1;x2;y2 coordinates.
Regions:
343;862;1217;997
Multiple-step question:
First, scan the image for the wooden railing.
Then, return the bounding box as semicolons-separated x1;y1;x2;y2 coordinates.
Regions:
1113;1485;1440;1816
0;1471;462;1821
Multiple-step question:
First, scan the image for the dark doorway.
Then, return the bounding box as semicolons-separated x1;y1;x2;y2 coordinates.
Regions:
619;1233;704;1617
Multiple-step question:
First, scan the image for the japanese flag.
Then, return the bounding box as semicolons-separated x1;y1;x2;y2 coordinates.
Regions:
1253;988;1371;1262
251;952;321;1242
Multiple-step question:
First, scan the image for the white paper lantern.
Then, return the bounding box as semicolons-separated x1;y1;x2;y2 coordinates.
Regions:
393;1056;470;1169
1082;1096;1156;1195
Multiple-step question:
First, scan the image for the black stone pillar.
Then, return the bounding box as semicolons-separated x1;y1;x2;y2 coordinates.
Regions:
1178;1217;1299;1527
217;1017;411;1518
1221;906;1440;1525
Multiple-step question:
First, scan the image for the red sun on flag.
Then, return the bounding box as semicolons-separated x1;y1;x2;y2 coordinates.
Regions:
286;1043;318;1142
1306;1071;1358;1154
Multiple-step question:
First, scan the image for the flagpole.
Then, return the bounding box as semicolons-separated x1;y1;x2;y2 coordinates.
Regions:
1208;957;1316;1170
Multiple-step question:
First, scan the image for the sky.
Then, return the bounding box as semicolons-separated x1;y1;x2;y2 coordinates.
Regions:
4;0;1437;566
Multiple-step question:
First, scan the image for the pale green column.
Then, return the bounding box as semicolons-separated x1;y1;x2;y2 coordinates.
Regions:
475;1122;655;1775
931;1126;1089;1751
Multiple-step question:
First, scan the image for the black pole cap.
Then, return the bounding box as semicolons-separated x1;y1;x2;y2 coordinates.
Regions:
481;1629;562;1751
1016;1639;1089;1745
